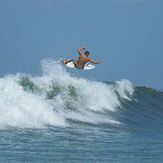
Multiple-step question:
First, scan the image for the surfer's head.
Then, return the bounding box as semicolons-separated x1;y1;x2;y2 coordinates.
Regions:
84;51;90;57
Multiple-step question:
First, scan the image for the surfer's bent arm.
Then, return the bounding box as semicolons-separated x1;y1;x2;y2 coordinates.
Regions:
78;47;86;55
88;59;102;64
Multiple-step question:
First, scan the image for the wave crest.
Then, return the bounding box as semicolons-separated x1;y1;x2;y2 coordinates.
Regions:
0;59;134;129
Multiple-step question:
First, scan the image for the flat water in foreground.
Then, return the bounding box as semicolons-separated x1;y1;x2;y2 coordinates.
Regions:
0;125;163;163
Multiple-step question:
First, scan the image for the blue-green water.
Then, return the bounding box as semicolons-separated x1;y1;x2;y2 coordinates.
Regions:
1;125;163;162
0;60;163;162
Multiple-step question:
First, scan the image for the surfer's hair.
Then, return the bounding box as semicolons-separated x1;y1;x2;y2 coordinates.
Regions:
84;51;90;56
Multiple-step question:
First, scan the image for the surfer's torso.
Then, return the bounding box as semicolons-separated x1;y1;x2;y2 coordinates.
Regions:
75;54;89;69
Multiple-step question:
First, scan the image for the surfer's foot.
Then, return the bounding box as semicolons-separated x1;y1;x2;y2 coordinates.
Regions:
63;59;68;64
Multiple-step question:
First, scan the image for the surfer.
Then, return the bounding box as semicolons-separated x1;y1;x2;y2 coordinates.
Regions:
63;47;102;69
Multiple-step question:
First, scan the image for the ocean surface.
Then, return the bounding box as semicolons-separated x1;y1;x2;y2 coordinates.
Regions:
0;59;163;163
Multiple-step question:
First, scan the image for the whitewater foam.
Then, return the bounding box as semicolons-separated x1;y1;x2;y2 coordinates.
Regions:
0;59;134;129
0;75;66;129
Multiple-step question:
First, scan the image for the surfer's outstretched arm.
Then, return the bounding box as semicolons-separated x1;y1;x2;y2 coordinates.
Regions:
88;59;102;64
78;47;86;55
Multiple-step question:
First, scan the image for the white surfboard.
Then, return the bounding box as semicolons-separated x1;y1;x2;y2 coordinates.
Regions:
66;61;95;70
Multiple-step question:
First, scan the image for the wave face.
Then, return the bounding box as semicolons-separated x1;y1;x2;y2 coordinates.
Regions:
0;59;162;131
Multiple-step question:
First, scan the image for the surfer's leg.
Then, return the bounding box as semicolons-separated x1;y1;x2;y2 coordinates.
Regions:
63;59;77;66
67;59;76;65
63;59;68;64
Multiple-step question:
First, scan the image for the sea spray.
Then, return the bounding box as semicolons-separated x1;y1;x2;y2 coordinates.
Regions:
0;59;134;128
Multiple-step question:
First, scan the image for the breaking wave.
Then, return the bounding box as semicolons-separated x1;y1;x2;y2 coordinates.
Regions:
1;59;162;131
0;59;134;129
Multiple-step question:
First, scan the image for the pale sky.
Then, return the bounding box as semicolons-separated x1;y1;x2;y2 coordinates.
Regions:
0;0;162;89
